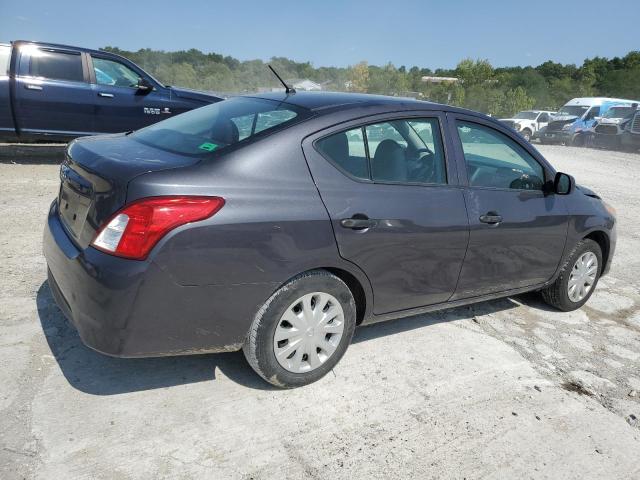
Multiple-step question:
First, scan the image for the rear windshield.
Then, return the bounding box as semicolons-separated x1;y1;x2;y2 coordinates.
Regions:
132;97;311;156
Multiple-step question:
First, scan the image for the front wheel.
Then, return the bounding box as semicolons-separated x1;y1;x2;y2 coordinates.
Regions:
521;129;532;142
541;239;602;311
243;270;356;388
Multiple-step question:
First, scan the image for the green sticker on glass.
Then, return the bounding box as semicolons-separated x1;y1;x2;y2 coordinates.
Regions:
198;142;218;152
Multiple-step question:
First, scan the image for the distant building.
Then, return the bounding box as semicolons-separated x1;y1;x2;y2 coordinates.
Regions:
265;78;323;92
421;76;459;84
291;79;322;91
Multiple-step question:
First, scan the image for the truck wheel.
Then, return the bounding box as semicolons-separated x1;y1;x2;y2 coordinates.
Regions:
521;129;532;141
243;270;356;388
541;239;602;312
572;134;586;147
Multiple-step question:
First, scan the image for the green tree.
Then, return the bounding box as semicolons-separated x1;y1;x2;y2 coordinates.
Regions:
347;61;369;92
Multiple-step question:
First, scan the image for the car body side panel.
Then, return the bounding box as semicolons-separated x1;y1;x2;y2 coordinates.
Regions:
562;187;616;275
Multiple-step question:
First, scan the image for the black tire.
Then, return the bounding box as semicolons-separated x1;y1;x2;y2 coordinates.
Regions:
541;239;602;312
572;134;586;147
243;270;356;388
521;129;532;142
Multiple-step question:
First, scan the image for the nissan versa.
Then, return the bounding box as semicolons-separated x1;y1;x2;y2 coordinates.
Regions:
43;92;617;388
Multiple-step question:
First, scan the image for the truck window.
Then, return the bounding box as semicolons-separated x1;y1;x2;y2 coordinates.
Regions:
91;56;140;88
30;50;84;82
585;106;600;120
0;45;10;76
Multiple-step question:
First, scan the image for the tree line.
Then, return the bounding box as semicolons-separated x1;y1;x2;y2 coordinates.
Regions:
103;46;640;118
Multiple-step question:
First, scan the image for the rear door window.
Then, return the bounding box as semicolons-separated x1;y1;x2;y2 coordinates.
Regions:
30;49;84;82
316;127;369;180
317;117;447;185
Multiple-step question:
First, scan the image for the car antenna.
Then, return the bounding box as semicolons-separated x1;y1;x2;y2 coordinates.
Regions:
268;65;296;94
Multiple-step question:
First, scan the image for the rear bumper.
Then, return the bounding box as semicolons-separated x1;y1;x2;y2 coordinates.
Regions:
540;131;572;143
43;201;272;357
592;133;622;149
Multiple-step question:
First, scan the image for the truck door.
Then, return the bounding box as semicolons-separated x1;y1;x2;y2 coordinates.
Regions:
537;112;550;130
88;54;171;133
13;45;94;137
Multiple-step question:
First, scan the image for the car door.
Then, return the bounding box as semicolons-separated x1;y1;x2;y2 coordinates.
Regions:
537;112;550;130
13;46;94;136
448;114;569;300
88;54;170;133
303;112;469;315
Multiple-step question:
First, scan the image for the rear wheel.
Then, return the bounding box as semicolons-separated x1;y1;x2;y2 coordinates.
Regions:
243;270;356;388
572;134;586;147
541;239;602;311
521;128;532;142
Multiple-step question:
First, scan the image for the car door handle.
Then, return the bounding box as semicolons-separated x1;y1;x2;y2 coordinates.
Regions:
479;212;503;225
25;84;43;91
340;217;377;230
98;92;114;98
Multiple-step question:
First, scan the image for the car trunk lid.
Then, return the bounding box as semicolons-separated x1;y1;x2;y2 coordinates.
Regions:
58;133;201;249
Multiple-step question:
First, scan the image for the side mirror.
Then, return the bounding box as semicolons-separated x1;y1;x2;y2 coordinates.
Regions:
554;172;573;195
136;77;153;93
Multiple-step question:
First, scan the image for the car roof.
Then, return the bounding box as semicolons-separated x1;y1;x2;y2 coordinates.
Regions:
246;91;447;113
11;40;134;63
565;97;640;106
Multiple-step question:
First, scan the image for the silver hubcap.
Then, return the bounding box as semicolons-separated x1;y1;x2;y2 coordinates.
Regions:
273;292;345;373
568;251;598;302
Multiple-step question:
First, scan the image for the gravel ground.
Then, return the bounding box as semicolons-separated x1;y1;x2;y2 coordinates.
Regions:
1;145;639;479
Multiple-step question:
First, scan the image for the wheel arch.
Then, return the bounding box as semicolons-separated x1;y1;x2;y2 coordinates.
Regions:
269;265;372;326
583;230;610;274
324;267;368;325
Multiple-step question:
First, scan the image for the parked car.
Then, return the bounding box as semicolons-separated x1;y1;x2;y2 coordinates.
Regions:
0;41;222;141
499;110;555;141
621;109;640;151
43;92;617;388
540;97;638;146
589;104;638;150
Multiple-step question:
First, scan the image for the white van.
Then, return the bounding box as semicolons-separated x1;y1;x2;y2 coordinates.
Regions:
540;97;639;146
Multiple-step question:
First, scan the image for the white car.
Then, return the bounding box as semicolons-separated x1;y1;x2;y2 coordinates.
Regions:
499;110;555;141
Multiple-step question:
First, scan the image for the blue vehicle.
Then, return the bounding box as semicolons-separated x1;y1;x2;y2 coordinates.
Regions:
0;41;222;141
539;97;639;146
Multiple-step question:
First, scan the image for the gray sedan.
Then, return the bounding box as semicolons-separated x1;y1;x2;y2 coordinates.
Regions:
44;92;617;387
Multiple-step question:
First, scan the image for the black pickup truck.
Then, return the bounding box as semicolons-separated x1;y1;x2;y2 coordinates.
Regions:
0;40;222;141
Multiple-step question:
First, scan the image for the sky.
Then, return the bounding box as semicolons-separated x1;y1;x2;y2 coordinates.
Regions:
1;0;638;70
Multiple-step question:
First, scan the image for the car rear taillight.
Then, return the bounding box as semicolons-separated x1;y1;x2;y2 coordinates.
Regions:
91;196;225;260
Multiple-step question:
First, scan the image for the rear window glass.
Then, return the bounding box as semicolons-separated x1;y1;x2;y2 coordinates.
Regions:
30;50;84;82
0;45;10;75
132;97;310;155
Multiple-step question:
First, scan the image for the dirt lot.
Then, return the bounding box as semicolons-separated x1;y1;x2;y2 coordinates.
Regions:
1;145;639;479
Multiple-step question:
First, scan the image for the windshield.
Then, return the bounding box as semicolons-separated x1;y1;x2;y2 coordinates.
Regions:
557;105;589;117
132;97;311;155
603;106;635;119
514;111;538;120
